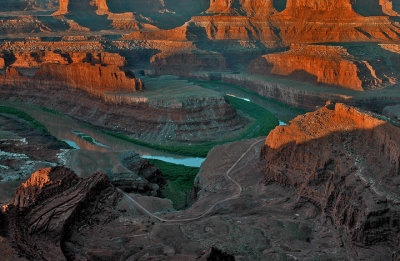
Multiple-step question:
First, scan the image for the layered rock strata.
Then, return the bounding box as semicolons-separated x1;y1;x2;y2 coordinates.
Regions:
0;66;246;144
249;44;399;91
3;51;127;68
3;167;115;260
35;63;143;93
261;103;400;246
0;63;142;96
207;0;275;16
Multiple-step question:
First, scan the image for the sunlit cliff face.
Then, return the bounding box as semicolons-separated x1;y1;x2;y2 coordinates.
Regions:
264;103;387;149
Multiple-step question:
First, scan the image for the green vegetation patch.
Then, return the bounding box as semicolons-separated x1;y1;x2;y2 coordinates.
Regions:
103;130;213;157
40;106;64;116
148;159;199;210
226;95;279;139
0;106;49;132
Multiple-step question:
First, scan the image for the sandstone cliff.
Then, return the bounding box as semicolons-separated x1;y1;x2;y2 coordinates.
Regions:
53;0;109;15
207;0;275;16
34;63;143;94
261;103;400;246
249;44;398;90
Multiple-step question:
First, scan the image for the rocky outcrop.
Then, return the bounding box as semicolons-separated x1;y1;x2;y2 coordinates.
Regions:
249;44;398;90
53;0;109;15
3;167;115;260
0;41;103;53
0;50;126;69
10;51;69;68
0;16;54;34
283;0;356;16
273;0;400;43
380;0;400;16
261;103;400;246
207;0;275;16
34;63;143;94
107;153;165;196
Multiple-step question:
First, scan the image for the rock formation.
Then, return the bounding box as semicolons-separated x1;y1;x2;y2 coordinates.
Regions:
3;51;126;68
10;51;69;68
2;128;400;259
0;57;5;69
249;44;398;90
35;63;143;93
3;167;115;260
108;153;165;196
207;0;275;16
0;66;248;144
53;0;109;15
261;103;400;246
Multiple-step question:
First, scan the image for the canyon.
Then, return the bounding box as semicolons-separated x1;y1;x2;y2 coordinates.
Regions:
1;0;400;260
2;103;400;259
0;66;248;144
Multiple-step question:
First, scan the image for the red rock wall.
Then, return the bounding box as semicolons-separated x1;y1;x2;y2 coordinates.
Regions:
34;63;142;93
207;0;274;16
249;45;364;90
0;57;5;69
380;0;400;15
54;0;109;15
261;103;400;245
11;51;69;68
0;48;127;68
248;44;400;90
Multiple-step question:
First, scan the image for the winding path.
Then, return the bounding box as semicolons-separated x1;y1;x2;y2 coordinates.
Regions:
118;139;264;223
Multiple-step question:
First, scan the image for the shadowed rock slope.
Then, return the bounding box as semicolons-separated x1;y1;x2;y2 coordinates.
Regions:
2;167;116;261
261;102;400;248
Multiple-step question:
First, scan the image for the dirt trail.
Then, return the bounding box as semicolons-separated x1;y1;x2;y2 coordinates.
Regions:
119;139;264;223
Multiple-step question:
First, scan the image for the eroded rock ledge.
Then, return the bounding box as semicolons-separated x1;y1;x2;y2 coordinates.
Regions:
261;102;400;246
2;167;116;261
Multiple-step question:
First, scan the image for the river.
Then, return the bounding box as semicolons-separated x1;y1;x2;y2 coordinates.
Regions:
0;79;296;171
0;100;206;169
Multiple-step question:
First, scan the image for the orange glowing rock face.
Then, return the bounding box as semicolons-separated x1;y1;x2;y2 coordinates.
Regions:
11;51;69;68
249;45;364;90
0;57;5;69
11;167;80;209
264;103;386;149
122;0;400;45
261;103;400;246
207;0;275;16
249;44;399;90
35;63;143;93
0;48;126;69
54;0;109;15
